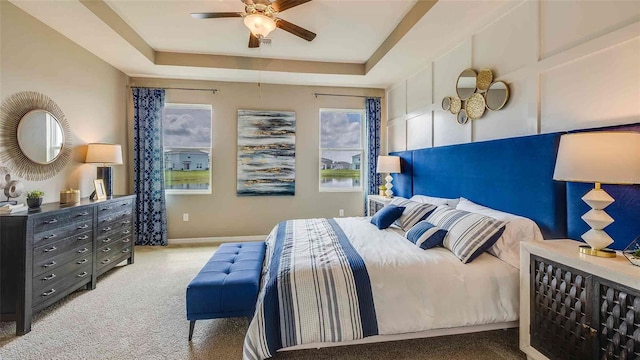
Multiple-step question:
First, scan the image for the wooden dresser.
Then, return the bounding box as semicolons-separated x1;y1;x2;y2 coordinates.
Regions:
0;195;135;335
520;240;640;360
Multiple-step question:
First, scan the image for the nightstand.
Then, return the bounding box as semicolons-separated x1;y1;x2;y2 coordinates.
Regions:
367;195;392;216
520;240;640;360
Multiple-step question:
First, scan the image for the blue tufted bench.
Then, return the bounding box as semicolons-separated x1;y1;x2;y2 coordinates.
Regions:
186;241;266;341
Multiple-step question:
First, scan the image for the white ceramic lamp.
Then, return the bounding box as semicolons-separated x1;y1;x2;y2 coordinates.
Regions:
553;132;640;257
86;143;123;197
376;156;401;198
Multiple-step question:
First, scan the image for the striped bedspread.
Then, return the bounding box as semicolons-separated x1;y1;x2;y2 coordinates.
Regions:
243;218;378;360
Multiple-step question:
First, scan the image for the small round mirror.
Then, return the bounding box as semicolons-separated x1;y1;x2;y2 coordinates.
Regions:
456;109;469;125
442;97;451;111
456;68;477;100
17;110;65;164
485;81;510;111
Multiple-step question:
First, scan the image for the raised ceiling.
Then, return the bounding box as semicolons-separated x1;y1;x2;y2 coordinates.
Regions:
9;0;513;88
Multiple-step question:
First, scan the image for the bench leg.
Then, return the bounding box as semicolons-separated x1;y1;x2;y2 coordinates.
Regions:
188;320;196;341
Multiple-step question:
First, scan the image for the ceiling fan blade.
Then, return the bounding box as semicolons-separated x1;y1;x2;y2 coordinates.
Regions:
271;0;312;13
249;33;260;48
276;19;316;42
190;12;243;19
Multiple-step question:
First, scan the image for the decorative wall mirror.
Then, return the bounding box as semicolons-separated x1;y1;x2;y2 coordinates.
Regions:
456;68;477;100
485;81;510;111
0;91;72;180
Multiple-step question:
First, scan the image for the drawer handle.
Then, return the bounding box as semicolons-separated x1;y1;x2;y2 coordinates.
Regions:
77;271;88;278
122;230;131;235
102;247;112;253
122;238;131;243
78;235;89;240
44;246;57;253
122;220;131;225
102;238;112;243
42;289;56;297
101;259;111;265
44;219;58;224
77;224;89;229
103;227;112;232
76;259;88;265
77;248;89;254
44;234;56;240
43;261;57;268
42;273;56;281
77;212;90;217
101;207;111;211
121;203;128;206
122;248;130;253
104;217;113;222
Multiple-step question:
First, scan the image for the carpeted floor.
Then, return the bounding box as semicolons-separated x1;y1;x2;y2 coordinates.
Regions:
0;245;526;360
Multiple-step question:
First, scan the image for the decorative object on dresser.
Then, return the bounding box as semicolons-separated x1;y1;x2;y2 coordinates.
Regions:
0;91;72;180
26;190;45;209
85;143;123;197
0;166;24;206
59;188;80;205
520;240;640;360
553;132;640;257
376;155;400;198
367;194;392;216
623;235;640;266
0;195;135;335
93;179;107;200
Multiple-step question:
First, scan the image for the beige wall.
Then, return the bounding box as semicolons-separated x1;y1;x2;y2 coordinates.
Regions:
129;78;385;239
0;2;129;203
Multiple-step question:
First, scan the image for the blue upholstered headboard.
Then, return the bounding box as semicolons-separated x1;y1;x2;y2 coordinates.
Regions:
391;124;640;250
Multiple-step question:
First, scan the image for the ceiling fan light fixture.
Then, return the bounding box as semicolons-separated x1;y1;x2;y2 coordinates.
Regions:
244;13;276;38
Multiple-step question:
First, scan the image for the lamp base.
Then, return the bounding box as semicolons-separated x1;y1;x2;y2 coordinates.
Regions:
384;174;394;198
97;166;113;197
578;245;616;258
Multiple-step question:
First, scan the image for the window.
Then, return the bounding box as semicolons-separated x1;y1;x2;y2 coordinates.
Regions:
319;109;364;192
162;103;212;194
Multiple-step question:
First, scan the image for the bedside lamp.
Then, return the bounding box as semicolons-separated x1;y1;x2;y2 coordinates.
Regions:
553;132;640;257
376;155;401;198
86;143;123;197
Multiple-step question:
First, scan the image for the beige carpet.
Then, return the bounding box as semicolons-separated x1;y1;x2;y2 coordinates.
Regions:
0;245;525;360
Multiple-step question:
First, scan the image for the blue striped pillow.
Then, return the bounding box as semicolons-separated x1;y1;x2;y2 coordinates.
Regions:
426;206;507;263
389;197;437;231
405;220;448;250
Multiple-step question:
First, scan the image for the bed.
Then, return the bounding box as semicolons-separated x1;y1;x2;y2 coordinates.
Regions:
238;132;572;360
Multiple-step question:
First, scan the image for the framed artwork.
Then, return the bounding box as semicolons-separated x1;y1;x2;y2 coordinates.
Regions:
93;179;107;200
237;110;296;196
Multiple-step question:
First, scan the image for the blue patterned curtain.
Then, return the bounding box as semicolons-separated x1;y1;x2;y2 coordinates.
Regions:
365;97;382;203
132;88;168;246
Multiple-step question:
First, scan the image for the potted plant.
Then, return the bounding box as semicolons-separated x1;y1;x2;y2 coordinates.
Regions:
26;190;45;209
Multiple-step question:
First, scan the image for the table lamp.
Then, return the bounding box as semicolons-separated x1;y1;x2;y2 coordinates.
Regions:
376;155;401;198
86;143;123;197
553;132;640;257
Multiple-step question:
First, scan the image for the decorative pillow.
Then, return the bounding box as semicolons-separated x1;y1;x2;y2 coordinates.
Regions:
405;220;448;250
456;197;544;269
370;204;406;230
410;195;460;208
389;197;437;231
426;205;507;264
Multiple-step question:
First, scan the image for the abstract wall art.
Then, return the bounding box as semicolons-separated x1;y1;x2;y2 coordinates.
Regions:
237;110;296;196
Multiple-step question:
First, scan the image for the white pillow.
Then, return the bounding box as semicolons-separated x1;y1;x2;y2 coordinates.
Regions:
410;195;460;208
456;197;543;269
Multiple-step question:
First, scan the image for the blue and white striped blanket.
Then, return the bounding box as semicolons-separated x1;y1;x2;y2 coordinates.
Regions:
243;218;378;360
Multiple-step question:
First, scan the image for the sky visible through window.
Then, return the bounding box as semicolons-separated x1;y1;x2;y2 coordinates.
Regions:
321;111;362;162
163;106;211;148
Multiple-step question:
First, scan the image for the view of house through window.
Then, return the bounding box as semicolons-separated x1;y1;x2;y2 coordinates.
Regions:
319;109;364;191
162;103;212;194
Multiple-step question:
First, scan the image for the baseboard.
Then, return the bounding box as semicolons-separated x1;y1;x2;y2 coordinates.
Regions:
167;235;267;246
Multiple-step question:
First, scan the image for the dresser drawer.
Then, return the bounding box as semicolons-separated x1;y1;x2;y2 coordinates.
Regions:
97;209;132;227
33;255;92;294
97;199;133;219
33;242;93;277
97;236;132;263
33;219;93;246
33;230;92;267
32;263;92;306
33;207;93;234
97;220;133;241
97;239;132;270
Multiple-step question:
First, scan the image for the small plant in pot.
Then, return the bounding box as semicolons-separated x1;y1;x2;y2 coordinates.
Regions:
26;190;45;209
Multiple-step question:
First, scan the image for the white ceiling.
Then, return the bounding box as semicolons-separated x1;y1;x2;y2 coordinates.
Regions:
10;0;514;88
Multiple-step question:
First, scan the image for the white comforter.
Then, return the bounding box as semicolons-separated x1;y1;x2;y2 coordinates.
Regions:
335;217;519;335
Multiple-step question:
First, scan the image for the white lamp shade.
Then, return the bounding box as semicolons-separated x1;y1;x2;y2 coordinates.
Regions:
376;155;401;174
553;132;640;184
85;143;123;165
244;14;276;38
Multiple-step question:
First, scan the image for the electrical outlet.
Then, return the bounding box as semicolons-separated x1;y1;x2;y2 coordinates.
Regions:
339;209;344;217
183;213;189;222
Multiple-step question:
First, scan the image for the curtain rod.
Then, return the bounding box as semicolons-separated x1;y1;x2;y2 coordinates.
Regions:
313;93;381;99
129;86;218;94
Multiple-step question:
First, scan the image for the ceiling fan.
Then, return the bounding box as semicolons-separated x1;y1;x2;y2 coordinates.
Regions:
191;0;316;48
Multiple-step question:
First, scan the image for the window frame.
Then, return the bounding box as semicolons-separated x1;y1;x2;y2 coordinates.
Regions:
318;108;366;193
162;103;213;196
